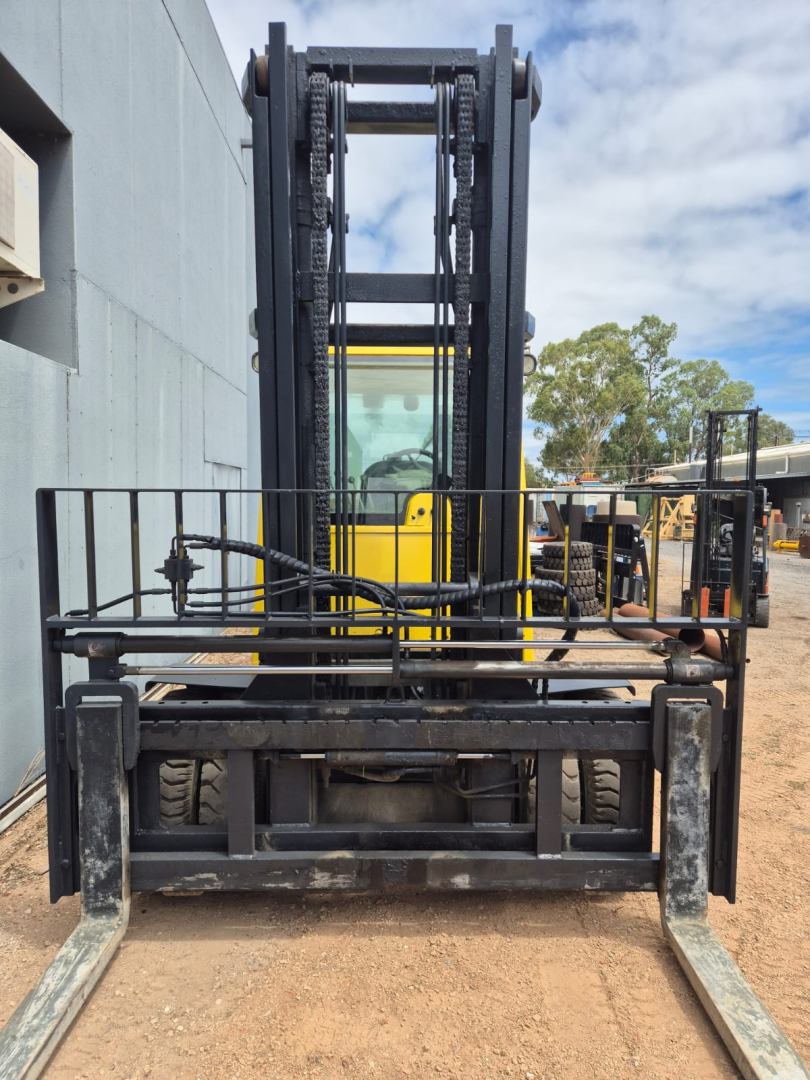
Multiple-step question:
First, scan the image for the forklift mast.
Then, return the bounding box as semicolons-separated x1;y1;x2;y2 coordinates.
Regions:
705;408;759;490
245;23;539;596
688;408;770;624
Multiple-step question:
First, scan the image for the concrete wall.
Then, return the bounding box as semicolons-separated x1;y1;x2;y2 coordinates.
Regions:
0;1;254;805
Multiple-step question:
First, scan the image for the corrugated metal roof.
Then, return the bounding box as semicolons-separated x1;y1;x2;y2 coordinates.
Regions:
651;442;810;482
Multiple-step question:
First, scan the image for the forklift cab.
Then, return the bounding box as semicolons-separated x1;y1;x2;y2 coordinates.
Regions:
330;347;450;520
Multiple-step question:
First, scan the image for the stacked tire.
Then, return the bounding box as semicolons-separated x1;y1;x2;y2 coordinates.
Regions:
535;541;600;617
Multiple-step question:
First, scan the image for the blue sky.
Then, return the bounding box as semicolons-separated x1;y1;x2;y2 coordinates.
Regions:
208;0;810;461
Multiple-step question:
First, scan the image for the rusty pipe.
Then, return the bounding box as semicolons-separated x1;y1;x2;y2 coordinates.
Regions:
614;604;723;662
614;604;705;651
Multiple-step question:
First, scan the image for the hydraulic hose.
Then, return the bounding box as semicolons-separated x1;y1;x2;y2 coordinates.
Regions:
182;534;581;619
184;534;318;578
397;579;580;617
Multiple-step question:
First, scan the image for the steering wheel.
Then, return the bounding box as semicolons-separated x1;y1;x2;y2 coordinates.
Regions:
383;447;434;464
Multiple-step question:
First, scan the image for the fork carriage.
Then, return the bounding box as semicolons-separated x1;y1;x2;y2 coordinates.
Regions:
37;482;750;900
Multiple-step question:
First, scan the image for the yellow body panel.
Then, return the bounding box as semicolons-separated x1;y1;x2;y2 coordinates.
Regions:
255;347;532;653
253;493;446;637
329;492;449;638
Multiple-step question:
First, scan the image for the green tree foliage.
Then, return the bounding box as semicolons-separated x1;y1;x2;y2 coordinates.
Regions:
659;359;754;461
602;315;678;475
525;317;794;477
756;413;795;448
524;461;557;488
525;323;644;475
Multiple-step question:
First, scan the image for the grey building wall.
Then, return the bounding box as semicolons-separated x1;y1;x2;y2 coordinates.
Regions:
0;1;255;805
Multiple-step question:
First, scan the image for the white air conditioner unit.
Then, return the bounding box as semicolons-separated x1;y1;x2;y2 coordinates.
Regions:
0;126;44;309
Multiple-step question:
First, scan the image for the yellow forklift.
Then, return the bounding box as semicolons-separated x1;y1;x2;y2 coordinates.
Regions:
1;24;805;1080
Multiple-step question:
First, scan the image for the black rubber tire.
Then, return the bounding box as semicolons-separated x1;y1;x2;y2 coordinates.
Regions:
561;755;581;825
573;584;598;601
582;758;621;824
536;583;595;602
531;757;581;826
536;596;601;616
198;759;228;824
159;760;199;825
536;567;597;587
575;598;601;616
159;758;227;825
542;564;593;578
542;550;592;563
542;556;593;572
543;541;593;561
535;598;563;612
753;595;770;629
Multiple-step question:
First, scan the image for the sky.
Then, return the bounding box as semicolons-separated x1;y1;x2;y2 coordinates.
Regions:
207;0;810;462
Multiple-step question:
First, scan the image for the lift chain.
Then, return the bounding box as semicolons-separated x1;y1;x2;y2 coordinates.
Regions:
309;71;332;570
450;74;475;582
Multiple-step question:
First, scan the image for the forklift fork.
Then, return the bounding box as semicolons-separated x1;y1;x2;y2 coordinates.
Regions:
659;702;807;1080
1;699;806;1080
0;702;130;1080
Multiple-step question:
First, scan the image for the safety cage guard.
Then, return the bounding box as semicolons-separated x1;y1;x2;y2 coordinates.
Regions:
37;484;751;905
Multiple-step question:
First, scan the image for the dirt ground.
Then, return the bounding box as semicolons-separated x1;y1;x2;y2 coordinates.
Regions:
1;543;808;1079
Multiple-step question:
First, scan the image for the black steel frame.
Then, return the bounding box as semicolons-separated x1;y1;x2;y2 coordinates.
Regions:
38;481;751;904
37;25;748;907
680;409;769;620
246;24;539;604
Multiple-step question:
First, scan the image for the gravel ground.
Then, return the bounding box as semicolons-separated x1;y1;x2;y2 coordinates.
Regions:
0;543;808;1079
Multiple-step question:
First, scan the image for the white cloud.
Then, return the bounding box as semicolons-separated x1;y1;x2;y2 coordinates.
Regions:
528;1;810;363
209;0;810;436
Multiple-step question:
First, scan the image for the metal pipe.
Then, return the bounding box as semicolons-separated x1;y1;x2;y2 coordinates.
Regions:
59;633;670;656
124;658;731;682
614;604;724;661
400;659;730;682
128;664;389;677
614;604;705;651
401;639;667;651
295;752;504;762
58;635;392;656
51;613;739;631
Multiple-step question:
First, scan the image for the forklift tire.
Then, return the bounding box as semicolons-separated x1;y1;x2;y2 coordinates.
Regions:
159;760;199;825
582;759;621;824
537;582;596;602
528;757;582;825
536;596;601;616
542;556;593;572
159;759;227;825
581;598;602;616
753;595;770;629
561;755;582;825
536;566;597;587
543;541;593;561
198;759;228;824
